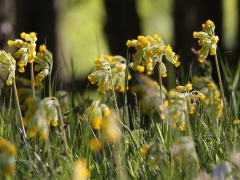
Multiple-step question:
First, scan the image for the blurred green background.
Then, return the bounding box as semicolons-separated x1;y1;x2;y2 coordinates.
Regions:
0;0;239;84
59;0;238;79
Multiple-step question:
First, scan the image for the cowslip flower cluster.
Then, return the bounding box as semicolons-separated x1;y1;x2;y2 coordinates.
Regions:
0;138;17;177
171;136;198;164
88;110;121;152
126;34;180;76
6;32;53;86
33;44;53;85
140;142;165;170
192;76;223;118
166;85;205;131
0;51;16;85
73;158;90;180
7;32;37;73
26;97;60;139
100;109;121;143
79;100;111;130
88;137;102;152
175;82;206;114
130;74;167;115
193;20;219;63
54;91;69;113
88;54;130;93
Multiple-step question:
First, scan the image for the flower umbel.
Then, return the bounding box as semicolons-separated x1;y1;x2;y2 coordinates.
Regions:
7;32;37;73
88;54;129;93
0;51;16;85
193;20;219;63
0;138;17;177
126;34;180;77
80;100;111;130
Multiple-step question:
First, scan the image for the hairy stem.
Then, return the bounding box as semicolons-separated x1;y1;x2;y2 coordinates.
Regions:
214;54;229;121
30;63;36;162
56;103;68;157
13;79;31;161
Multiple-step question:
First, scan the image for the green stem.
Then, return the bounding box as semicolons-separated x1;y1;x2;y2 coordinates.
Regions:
57;104;68;157
214;54;229;121
45;136;56;178
158;61;164;134
30;63;36;162
185;99;200;172
13;79;31;161
109;71;120;118
48;74;52;97
30;63;35;98
158;62;163;106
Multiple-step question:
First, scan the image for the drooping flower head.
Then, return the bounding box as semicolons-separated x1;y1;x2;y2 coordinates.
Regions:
0;138;17;177
7;32;52;85
7;32;37;73
0;51;16;85
33;45;53;85
26;97;60;139
88;54;130;93
73;158;90;180
193;20;219;63
80;100;111;130
192;75;223;118
126;34;180;77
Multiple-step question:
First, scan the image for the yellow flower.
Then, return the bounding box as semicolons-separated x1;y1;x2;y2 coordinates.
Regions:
193;32;199;38
232;119;240;125
207;82;215;90
160;114;166;120
174;61;180;67
73;159;90;180
51;119;58;126
161;72;167;77
176;85;185;92
185;83;192;91
127;34;179;76
6;79;12;85
28;53;34;62
199;93;206;100
140;144;149;158
101;104;110;116
194;20;219;63
178;125;186;132
18;66;25;73
36;73;45;81
126;40;133;47
14;52;20;58
165;44;172;52
88;138;102;152
211;36;219;44
39;44;47;52
0;138;7;148
91;117;102;130
29;32;36;39
28;126;38;138
150;161;158;169
2;165;16;176
189;104;195;114
20;32;26;39
40;131;48;140
7;40;14;47
5;144;17;155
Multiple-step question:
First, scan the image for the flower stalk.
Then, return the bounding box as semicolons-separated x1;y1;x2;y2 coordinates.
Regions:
214;54;228;121
13;78;31;161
